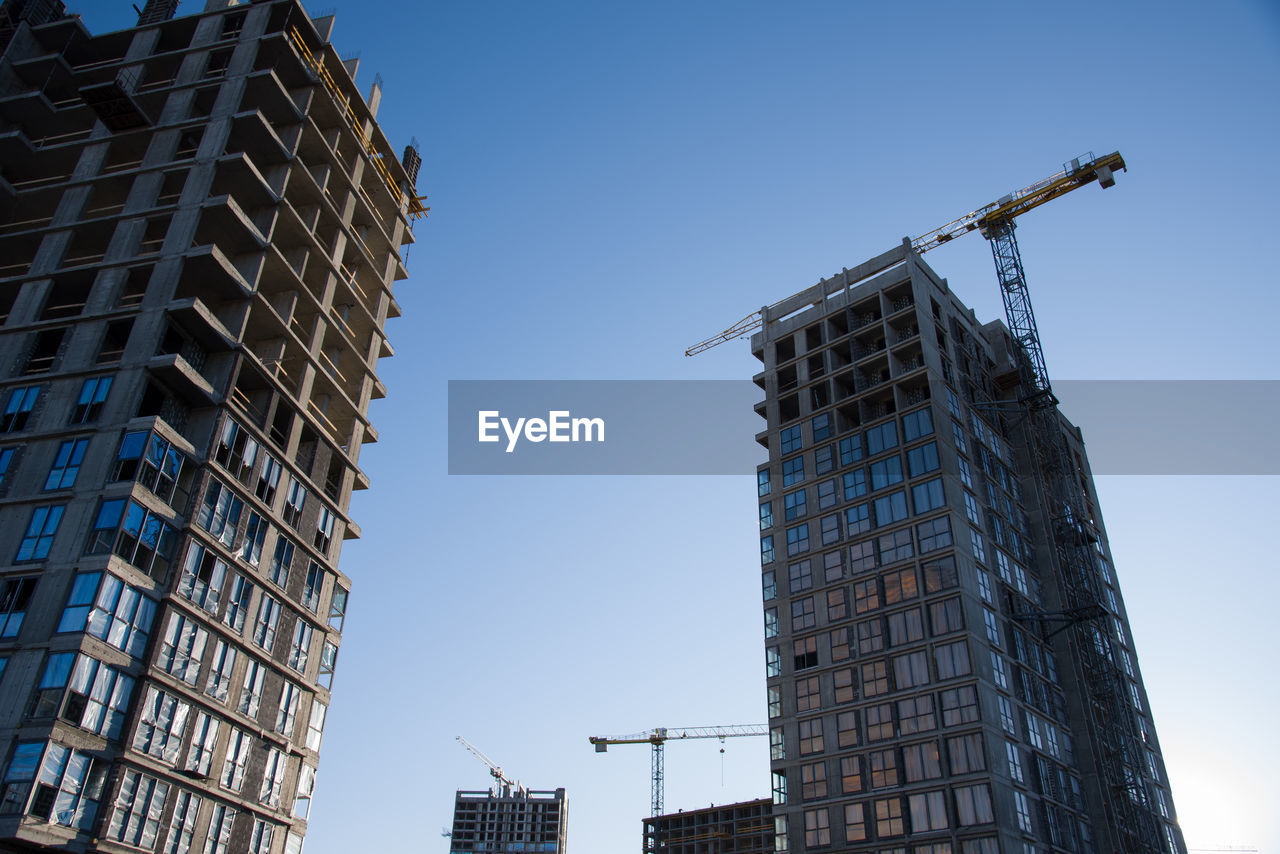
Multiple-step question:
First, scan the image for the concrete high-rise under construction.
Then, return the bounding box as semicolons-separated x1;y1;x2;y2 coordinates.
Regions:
448;787;569;854
752;242;1184;853
0;0;421;851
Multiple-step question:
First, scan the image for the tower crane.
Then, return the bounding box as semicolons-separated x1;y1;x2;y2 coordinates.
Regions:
685;151;1168;853
456;736;526;798
588;724;767;817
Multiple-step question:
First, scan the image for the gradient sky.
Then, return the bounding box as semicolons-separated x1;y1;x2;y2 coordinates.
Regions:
80;1;1280;852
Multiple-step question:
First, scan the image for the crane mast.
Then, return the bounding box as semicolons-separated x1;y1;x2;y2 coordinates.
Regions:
589;725;768;817
456;736;526;798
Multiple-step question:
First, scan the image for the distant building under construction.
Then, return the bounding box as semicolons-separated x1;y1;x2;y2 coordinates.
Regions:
644;799;771;854
448;787;568;854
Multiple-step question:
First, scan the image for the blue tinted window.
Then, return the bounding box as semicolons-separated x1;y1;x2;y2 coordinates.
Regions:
907;442;940;477
866;421;898;455
839;434;863;465
812;413;832;442
780;425;803;455
902;407;934;442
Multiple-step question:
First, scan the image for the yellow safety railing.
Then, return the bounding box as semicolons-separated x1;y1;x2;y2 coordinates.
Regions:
285;27;428;221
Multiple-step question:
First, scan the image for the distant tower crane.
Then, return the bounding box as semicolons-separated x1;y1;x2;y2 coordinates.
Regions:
686;151;1167;853
589;724;768;817
457;736;526;798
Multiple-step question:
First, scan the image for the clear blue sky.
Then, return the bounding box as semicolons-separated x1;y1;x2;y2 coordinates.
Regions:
81;1;1280;851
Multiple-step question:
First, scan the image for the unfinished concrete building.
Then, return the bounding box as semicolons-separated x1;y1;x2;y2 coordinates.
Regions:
448;788;568;854
643;799;772;854
753;243;1184;853
0;0;421;850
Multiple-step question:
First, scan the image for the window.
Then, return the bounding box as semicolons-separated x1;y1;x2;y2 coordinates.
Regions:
766;646;780;678
791;598;816;633
782;456;804;487
761;535;775;565
853;578;879;613
59;571;156;658
276;681;301;736
869;749;898;788
760;501;774;530
930;597;964;634
239;659;265;718
956;784;995;826
0;576;37;637
0;445;15;487
53;654;135;739
315;505;336;553
947;732;986;775
16;504;63;561
253;594;281;651
770;726;784;760
902;406;934;441
915;516;953;554
283;476;307;528
912;477;945;513
826;588;846;621
838;432;862;465
861;660;889;697
287;619;312;673
795;676;821;712
133;686;190;765
798;718;823;755
892;651;929;689
822;549;843;582
853;623;883;664
242;511;267;566
305;700;327;751
293;764;315;818
764;608;778;639
907;441;940;478
215;417;259;484
812;413;832;441
908;789;949;831
786;524;809;556
874;491;908;525
941;685;979;727
897;695;936;734
223;574;252;632
1006;741;1024;783
852;701;887;744
1;386;39;432
869;456;903;489
997;695;1016;734
184;712;220;777
164;789;201;854
260;748;286;807
206;803;237;854
934;640;972;680
888;608;923;646
983;608;1002;647
878;529;914;565
958;455;973;487
952;419;967;452
849;540;876;574
85;499;178;579
780;425;803;454
257;452;282;505
793;636;818;670
803;807;830;847
923;556;959;592
772;770;787;805
107;769;169;848
866;421;898;455
157;613;208;685
991;652;1009;690
874;796;904;837
70;377;111;423
176;542;226;613
45;438;89;490
199;478;243;547
799;760;827;802
970;527;987;564
829;626;850;662
883;568;917;603
112;431;188;506
845;502;870;535
784;489;807;521
221;728;251;791
206;640;237;703
758;468;771;497
844;802;867;841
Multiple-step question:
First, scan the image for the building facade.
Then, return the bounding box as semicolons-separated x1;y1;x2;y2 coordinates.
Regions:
753;243;1183;853
644;799;772;854
0;0;419;851
449;788;568;854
